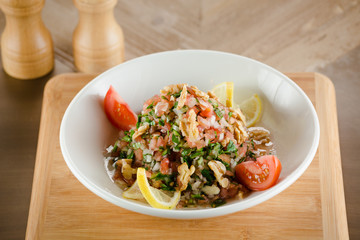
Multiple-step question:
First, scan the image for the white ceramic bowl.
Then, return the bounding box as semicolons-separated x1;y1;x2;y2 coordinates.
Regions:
60;50;320;219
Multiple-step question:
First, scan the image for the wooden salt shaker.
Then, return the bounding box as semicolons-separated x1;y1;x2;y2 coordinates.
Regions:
0;0;54;79
73;0;124;74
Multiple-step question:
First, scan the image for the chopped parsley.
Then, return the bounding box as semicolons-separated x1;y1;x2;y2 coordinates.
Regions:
172;133;180;145
122;135;132;143
111;140;119;153
221;160;231;171
160;184;175;191
146;102;154;109
209;99;218;108
173;101;179;109
152;173;176;191
127;150;134;159
224;140;237;153
201;169;215;184
161;146;170;156
250;139;255;148
172;91;181;98
136;115;142;128
215;108;223;118
181;148;192;157
190;151;203;159
191;194;205;200
238;156;246;163
211;199;226;208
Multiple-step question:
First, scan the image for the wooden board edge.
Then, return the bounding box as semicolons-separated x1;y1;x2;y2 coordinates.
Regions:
25;75;66;240
315;72;349;240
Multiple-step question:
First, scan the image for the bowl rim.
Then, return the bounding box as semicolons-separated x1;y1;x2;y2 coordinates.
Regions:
60;49;320;219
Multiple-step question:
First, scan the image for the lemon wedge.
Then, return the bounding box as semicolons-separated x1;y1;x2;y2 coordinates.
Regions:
239;94;262;127
211;82;234;107
122;179;145;200
136;168;181;209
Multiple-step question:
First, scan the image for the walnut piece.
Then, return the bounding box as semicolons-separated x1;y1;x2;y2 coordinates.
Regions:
233;120;248;145
160;84;185;95
116;159;137;180
132;124;149;140
179;109;199;142
207;91;221;103
177;162;195;191
176;84;188;110
208;160;229;188
188;85;209;101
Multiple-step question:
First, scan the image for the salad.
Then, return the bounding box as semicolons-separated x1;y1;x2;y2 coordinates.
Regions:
103;83;281;209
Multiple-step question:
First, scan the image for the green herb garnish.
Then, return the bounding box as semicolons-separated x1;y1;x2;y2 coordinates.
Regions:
146;102;154;109
122;135;132;143
173;91;181;98
161;147;170;156
209;99;218;108
111;140;119;153
127;150;134;159
211;199;226;208
191;194;205;200
172;134;180;144
250;139;255;148
160;184;175;191
225;140;237;153
215;108;223;118
136;115;142;129
201;169;215;184
238;157;246;163
173;101;179;109
190;151;203;159
181;148;192;157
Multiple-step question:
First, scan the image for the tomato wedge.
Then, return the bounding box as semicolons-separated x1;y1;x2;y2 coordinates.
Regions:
235;155;282;191
104;86;137;130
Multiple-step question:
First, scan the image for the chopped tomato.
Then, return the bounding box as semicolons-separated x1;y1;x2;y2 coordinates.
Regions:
160;158;170;174
143;94;161;111
104;86;137;130
198;98;213;118
199;106;213;118
235;155;282;191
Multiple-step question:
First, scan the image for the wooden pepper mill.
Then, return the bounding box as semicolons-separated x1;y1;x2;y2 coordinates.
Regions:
73;0;124;74
0;0;54;79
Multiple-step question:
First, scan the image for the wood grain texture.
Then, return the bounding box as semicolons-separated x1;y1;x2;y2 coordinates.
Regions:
73;0;124;73
0;0;54;79
40;0;360;71
315;73;348;240
25;73;348;240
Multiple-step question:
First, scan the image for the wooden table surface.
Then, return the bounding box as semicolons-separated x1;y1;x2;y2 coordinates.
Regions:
0;0;359;239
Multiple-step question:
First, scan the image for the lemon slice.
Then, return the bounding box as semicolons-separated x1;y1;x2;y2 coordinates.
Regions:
239;94;262;127
211;82;234;107
137;168;181;209
122;179;145;200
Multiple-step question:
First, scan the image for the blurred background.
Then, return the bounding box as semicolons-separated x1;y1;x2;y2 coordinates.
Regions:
0;0;359;239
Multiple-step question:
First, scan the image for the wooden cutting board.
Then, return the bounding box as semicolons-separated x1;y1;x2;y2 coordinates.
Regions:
25;73;348;240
